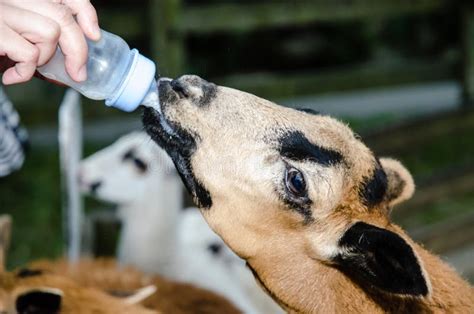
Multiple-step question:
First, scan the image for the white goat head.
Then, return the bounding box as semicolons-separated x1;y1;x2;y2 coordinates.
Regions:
79;131;178;206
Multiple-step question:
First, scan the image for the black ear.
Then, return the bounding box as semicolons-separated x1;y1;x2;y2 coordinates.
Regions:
16;289;62;314
334;222;429;296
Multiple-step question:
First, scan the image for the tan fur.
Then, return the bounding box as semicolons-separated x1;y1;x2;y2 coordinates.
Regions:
145;75;474;313
0;271;156;314
29;258;241;314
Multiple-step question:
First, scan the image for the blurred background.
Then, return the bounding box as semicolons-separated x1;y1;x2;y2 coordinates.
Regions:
0;0;473;282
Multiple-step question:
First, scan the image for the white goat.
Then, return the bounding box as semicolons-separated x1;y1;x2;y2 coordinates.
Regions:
79;131;280;313
79;132;181;274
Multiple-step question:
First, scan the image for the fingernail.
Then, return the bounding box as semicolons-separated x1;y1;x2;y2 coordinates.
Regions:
92;24;101;40
77;64;87;82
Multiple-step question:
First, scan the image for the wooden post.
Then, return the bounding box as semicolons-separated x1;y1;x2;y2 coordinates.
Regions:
0;215;12;272
462;4;474;106
149;0;184;78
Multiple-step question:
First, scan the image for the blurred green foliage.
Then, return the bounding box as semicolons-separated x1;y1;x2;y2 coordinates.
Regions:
0;148;62;269
0;144;105;269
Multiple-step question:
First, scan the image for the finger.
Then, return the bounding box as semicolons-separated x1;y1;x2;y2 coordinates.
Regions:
10;1;88;82
0;27;39;84
60;0;101;41
2;4;60;65
55;6;88;82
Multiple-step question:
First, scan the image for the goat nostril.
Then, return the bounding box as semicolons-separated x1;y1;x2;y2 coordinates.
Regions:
170;80;189;99
208;243;222;255
90;181;102;194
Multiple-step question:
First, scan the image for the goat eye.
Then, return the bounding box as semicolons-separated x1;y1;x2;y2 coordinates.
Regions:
133;158;148;172
285;167;306;196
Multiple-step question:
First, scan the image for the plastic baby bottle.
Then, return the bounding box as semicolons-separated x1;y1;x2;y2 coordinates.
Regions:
38;29;156;112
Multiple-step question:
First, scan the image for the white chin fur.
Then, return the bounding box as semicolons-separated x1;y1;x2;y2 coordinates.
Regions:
148;77;177;136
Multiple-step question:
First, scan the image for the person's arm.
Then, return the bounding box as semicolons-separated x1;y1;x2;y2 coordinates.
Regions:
0;85;28;177
0;0;100;85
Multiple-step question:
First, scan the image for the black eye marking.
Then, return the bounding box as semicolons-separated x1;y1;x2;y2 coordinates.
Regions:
122;149;134;161
16;268;43;278
295;108;320;115
359;159;387;207
279;131;343;166
122;149;148;173
133;157;148;173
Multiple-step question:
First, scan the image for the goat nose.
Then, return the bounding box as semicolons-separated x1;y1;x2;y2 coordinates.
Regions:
208;243;222;255
90;181;102;194
170;80;190;99
171;75;207;99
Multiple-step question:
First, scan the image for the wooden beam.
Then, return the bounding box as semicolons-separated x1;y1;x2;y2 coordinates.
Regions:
177;0;446;33
393;165;474;225
409;211;474;254
215;57;455;99
365;107;474;156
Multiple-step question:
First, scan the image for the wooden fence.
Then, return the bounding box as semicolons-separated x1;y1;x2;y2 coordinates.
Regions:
6;0;474;106
147;0;474;103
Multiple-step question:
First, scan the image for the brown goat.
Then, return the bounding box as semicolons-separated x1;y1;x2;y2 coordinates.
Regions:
29;258;241;314
0;270;156;314
142;75;474;313
1;215;240;313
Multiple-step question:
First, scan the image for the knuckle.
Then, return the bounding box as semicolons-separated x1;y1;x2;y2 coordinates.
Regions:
55;5;74;25
24;46;40;63
43;21;61;41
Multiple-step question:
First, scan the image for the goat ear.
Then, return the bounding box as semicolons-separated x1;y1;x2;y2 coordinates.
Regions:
379;158;415;208
334;222;429;297
16;288;63;313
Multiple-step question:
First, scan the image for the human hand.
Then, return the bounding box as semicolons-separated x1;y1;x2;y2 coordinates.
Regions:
0;0;100;85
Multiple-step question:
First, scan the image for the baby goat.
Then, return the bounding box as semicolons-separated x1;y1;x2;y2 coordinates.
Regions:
28;258;241;314
79;132;182;274
0;269;155;314
142;75;474;313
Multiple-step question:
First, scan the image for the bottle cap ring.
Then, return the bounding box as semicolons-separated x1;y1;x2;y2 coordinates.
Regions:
106;49;156;112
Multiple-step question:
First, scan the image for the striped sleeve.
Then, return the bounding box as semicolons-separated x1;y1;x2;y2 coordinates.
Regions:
0;86;28;177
